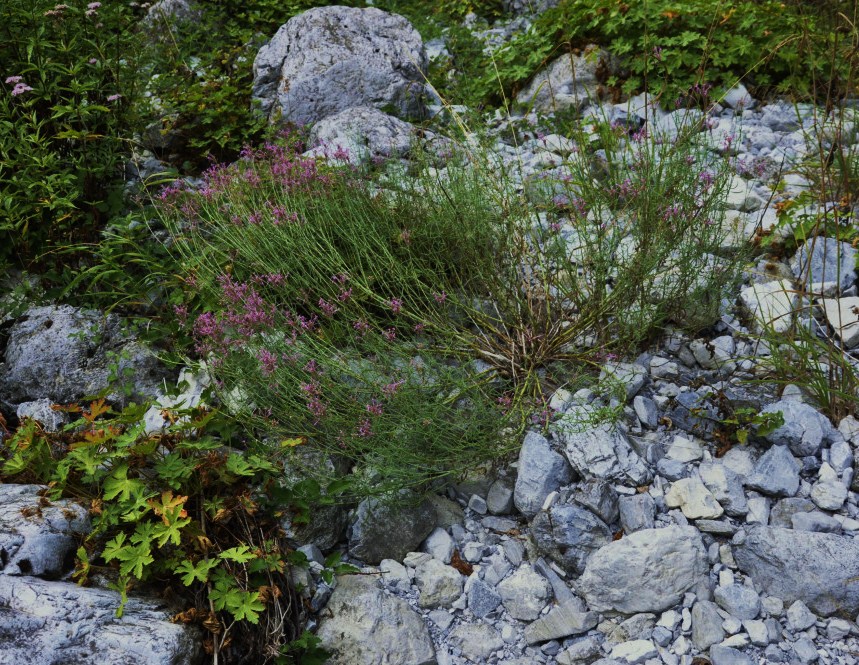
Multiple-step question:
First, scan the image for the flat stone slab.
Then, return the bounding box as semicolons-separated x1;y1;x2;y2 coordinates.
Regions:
733;526;859;616
0;576;200;665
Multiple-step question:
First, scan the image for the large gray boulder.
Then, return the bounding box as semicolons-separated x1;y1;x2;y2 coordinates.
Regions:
144;0;200;25
578;526;709;614
0;305;169;406
0;484;90;577
514;430;574;518
0;576;201;664
317;574;435;665
744;444;800;497
733;526;859;616
252;6;427;126
306;106;414;163
348;494;436;564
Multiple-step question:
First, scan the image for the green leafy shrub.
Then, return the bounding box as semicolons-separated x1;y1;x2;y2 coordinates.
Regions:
0;0;141;269
0;398;332;664
463;0;856;108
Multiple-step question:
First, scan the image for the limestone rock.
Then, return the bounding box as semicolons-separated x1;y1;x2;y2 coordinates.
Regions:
554;414;650;486
447;623;504;662
515;46;604;113
0;484;89;577
0;576;201;665
0;305;169;406
734;526;859;616
739;280;797;333
761;400;838;457
530;500;612;574
415;558;463;609
306;106;415;163
744;445;800;497
348;494;436;564
821;297;859;348
514;431;573;518
317;574;435;665
253;6;427;126
665;477;724;520
792;237;857;295
578;526;708;614
524;603;599;645
497;565;552;621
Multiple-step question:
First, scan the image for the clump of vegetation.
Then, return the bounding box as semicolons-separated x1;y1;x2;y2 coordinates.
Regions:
0;0;142;270
156;102;747;492
0;398;336;664
158;132;516;496
442;0;857;108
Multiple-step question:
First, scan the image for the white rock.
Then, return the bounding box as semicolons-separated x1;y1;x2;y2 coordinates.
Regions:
422;527;455;564
610;639;658;664
496;565;552;621
665;435;705;463
665;477;725;519
810;463;848;511
821;298;859;349
739;280;798;333
579;526;708;614
414;559;463;609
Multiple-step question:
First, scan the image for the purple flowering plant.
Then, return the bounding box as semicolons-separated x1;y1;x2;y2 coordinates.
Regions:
158;135;516;496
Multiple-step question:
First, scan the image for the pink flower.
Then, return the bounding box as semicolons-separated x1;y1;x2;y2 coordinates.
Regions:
366;400;384;416
5;76;22;84
87;2;101;8
10;83;33;96
319;298;339;317
356;418;373;438
389;298;403;314
337;288;352;302
353;319;370;338
173;304;188;326
382;328;396;342
433;291;447;304
89;58;98;65
382;379;405;396
306;397;327;424
257;349;278;376
331;145;351;162
106;93;122;102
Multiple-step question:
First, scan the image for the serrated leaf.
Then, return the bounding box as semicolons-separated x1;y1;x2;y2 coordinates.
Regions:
103;463;144;502
225;454;255;476
227;590;265;624
102;532;127;563
218;545;255;564
176;558;219;586
117;542;154;579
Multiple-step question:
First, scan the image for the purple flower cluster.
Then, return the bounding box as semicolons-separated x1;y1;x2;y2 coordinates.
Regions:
6;76;33;96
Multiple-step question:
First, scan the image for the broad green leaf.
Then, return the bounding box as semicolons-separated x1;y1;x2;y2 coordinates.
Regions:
218;545;255;564
103;463;144;502
176;558;219;586
227;591;265;624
